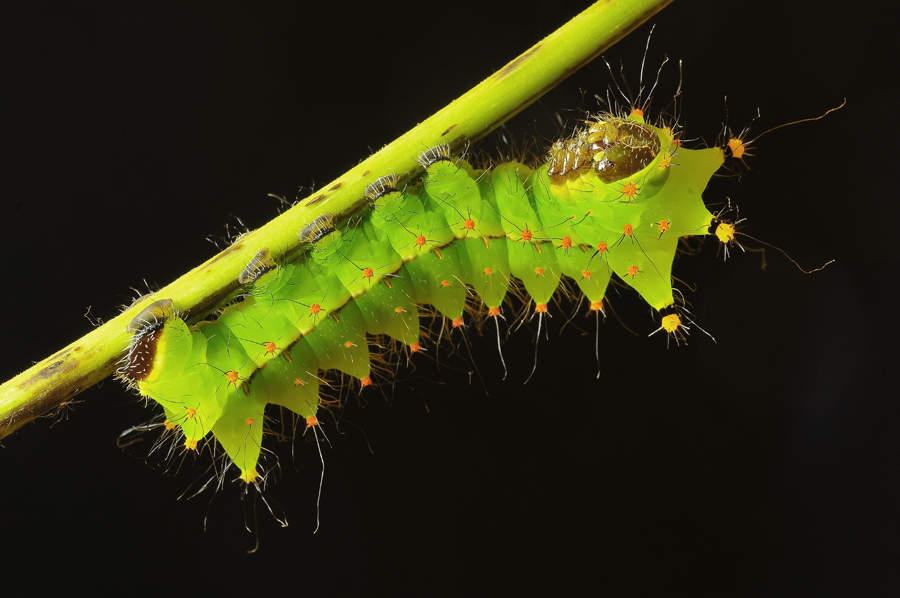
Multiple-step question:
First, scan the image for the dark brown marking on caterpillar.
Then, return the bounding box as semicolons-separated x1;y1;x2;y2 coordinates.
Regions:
441;124;458;137
238;248;278;285
307;194;326;206
329;183;342;191
120;301;177;385
122;328;164;381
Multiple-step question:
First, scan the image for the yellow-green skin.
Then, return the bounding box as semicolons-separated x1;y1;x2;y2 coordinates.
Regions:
133;114;725;482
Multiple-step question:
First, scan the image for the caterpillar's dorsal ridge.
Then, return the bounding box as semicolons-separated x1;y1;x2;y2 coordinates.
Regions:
238;248;278;285
416;143;453;168
298;213;336;245
364;174;400;202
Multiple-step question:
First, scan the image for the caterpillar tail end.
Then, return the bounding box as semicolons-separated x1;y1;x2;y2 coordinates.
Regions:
240;468;259;484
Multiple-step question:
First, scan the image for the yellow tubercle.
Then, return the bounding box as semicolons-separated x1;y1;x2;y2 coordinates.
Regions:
661;314;681;333
727;138;746;159
716;222;736;244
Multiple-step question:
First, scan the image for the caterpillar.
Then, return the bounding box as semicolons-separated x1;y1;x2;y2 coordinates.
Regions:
118;106;726;485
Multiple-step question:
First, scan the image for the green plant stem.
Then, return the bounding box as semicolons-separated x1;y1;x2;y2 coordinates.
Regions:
0;0;674;439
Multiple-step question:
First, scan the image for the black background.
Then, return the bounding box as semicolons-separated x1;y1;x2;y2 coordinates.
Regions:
1;1;895;595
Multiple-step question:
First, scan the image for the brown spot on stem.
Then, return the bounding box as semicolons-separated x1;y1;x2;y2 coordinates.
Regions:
198;242;245;275
497;46;541;79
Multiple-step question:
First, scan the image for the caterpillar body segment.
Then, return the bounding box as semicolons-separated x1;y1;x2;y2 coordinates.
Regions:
123;112;725;482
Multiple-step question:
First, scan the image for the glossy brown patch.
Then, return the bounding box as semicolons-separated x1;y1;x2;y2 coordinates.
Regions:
123;329;162;381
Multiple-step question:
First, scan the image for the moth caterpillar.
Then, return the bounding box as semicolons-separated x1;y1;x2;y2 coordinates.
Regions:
118;106;726;484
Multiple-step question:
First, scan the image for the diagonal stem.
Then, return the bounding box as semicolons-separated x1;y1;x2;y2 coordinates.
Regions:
0;0;675;439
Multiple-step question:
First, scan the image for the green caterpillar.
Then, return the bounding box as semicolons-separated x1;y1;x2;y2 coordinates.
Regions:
120;109;726;484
